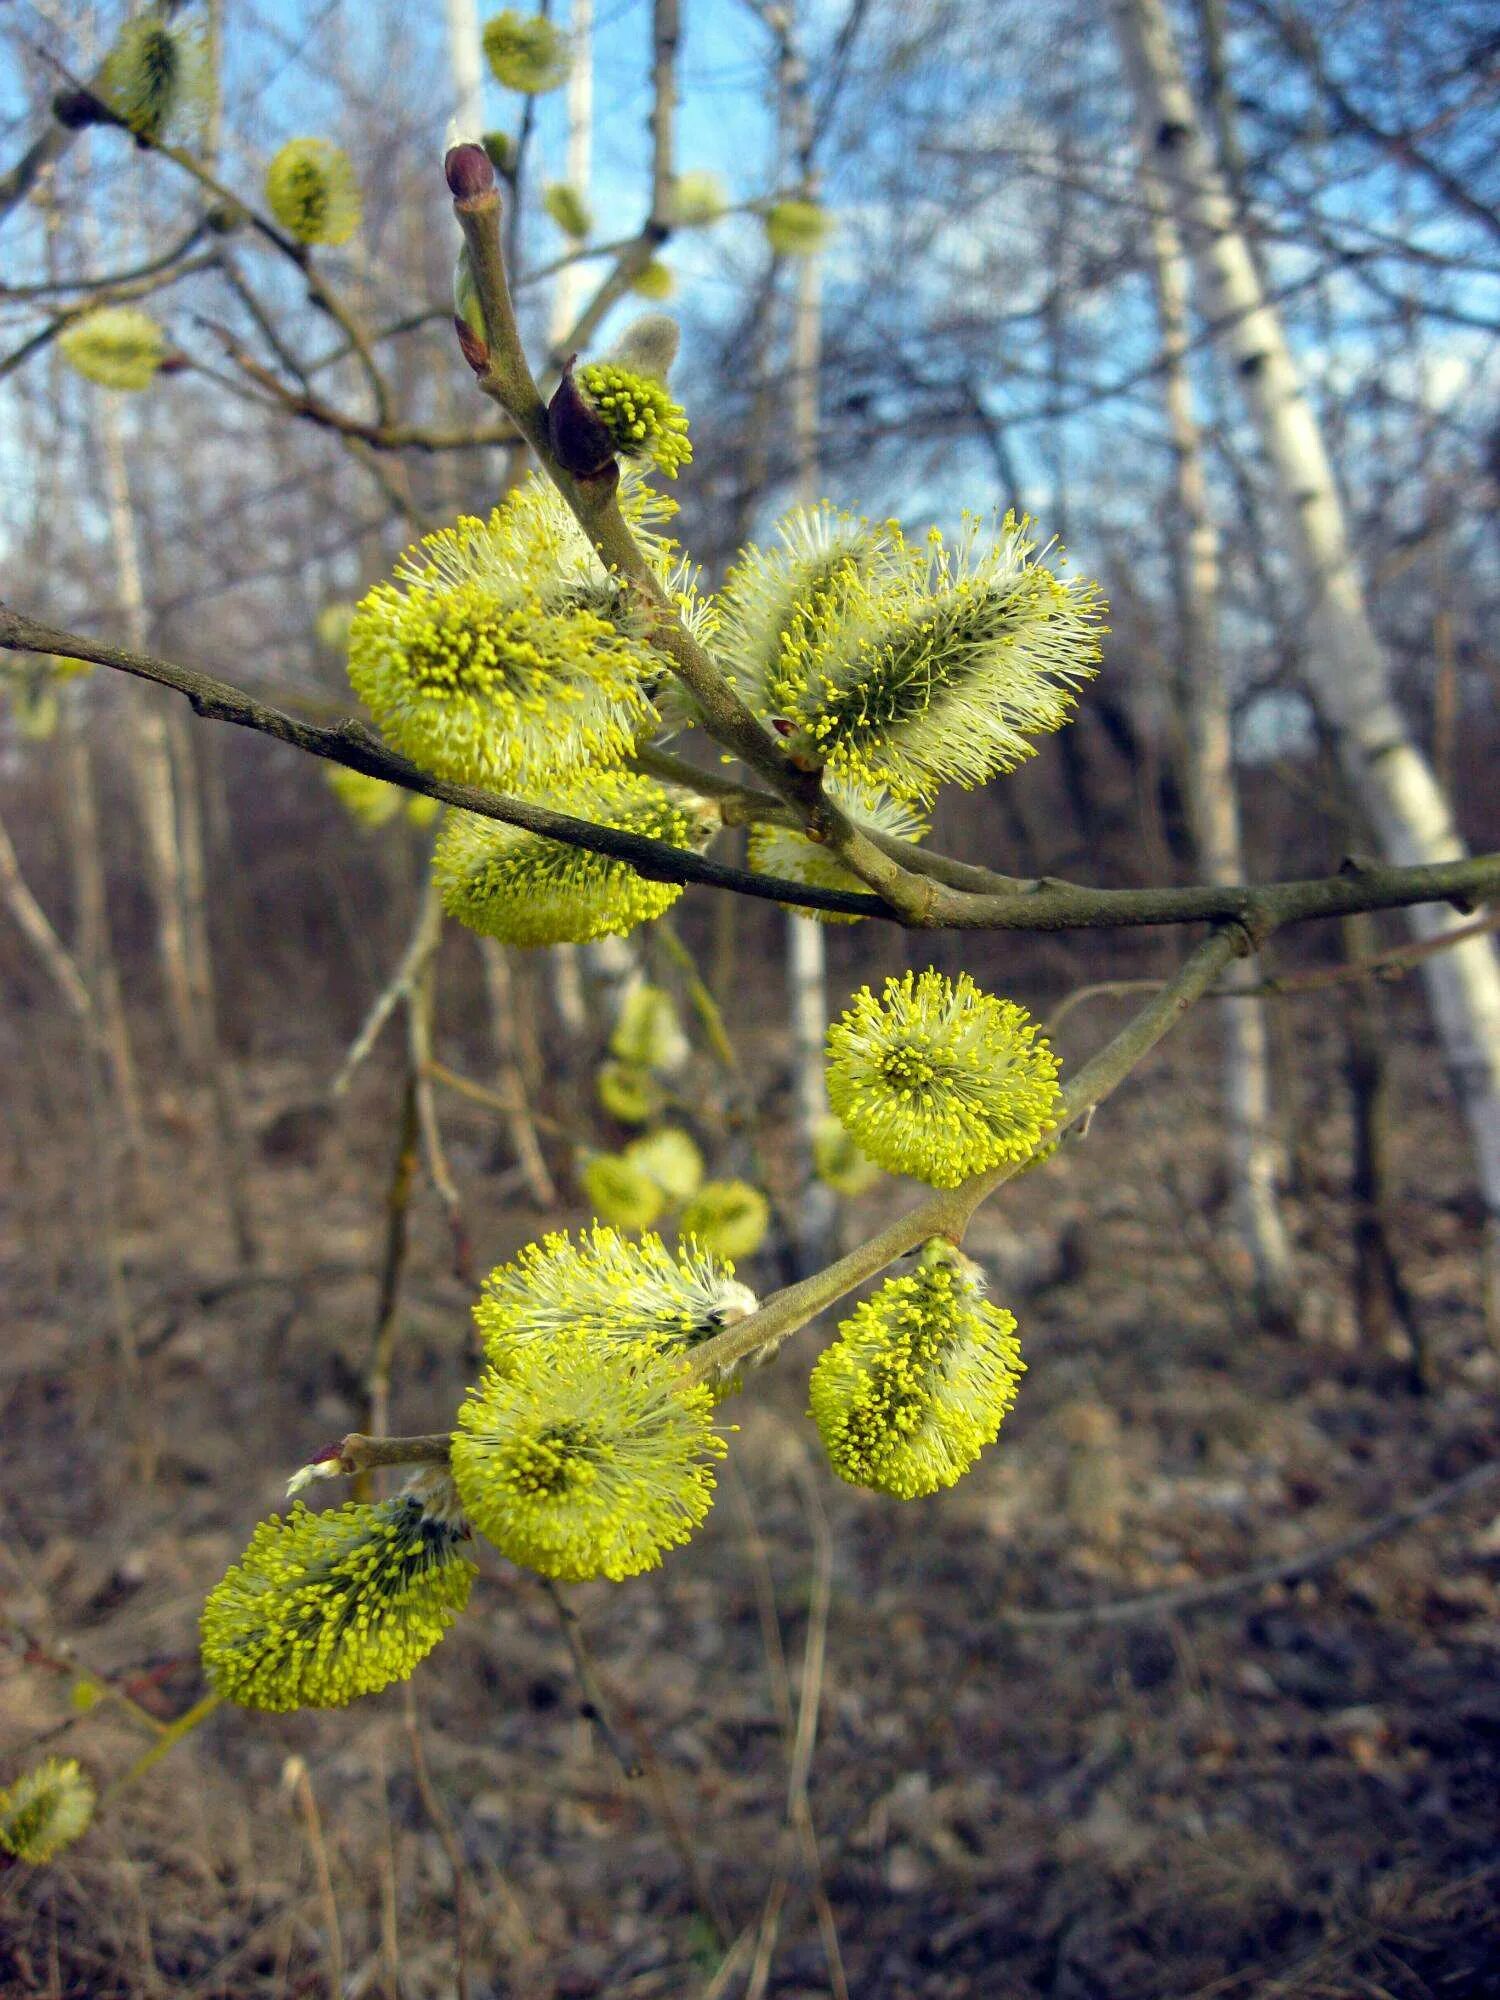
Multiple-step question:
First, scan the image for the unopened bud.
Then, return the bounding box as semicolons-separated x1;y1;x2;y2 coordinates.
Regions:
547;358;617;479
445;141;497;202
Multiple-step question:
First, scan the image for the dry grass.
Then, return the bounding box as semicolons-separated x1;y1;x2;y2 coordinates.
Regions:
3;979;1498;1999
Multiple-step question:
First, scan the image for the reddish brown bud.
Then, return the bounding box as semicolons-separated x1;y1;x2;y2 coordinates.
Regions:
547;358;617;478
445;142;497;202
454;314;489;374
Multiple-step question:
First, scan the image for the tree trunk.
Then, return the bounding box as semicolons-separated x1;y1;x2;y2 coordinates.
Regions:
59;696;144;1151
777;0;836;1269
1342;913;1426;1386
477;937;557;1207
1113;0;1500;1338
1142;167;1296;1325
98;393;256;1261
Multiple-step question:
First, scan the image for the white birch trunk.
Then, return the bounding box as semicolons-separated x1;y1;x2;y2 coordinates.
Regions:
98;393;200;1068
779;3;836;1265
444;0;486;136
1114;0;1500;1329
552;0;594;340
1143;171;1295;1321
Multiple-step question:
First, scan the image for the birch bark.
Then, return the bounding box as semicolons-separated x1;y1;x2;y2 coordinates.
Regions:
1143;168;1296;1321
1113;0;1500;1329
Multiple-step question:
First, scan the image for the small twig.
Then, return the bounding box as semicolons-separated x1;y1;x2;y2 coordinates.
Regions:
285;1757;344;2000
1043;910;1500;1034
330;884;443;1098
686;926;1249;1386
101;1692;223;1806
424;1058;570;1139
359;1070;421;1492
540;1580;644;1781
993;1458;1500;1630
406;929;474;1284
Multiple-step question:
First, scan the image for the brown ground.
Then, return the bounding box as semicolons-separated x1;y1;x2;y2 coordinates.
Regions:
2;954;1498;2000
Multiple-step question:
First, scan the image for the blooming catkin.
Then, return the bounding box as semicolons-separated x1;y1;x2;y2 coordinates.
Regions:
452;1334;726;1582
727;508;1104;802
678;1181;770;1261
432;772;709;948
0;1759;95;1864
265;139;362;246
624;1127;705;1204
673;172;728;226
610;983;690;1073
348;502;657;788
764;200;833;256
483;10;570;92
579;1152;666;1231
809;1241;1025;1497
98;9;212;141
59;308;166;391
573;361;692;477
200;1480;475;1711
472;1225;757;1370
596;1060;664;1126
826;969;1060;1187
543;182;593;239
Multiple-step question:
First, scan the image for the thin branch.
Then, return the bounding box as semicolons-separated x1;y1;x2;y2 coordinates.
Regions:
1043;911;1500;1033
993;1458;1500;1630
6;610;1498;935
541;1580;644;1781
684;927;1248;1384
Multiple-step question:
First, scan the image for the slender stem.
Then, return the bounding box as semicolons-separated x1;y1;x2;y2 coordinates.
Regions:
101;1692;224;1805
684;927;1245;1383
4;606;1498;936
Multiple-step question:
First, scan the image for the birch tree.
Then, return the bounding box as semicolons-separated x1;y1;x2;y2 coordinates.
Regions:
1112;0;1500;1326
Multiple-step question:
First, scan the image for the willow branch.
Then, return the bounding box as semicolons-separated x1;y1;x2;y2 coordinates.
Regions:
40;53;392;424
448;154;936;923
683;928;1248;1384
6;606;1499;934
993;1457;1500;1630
0;245;219;385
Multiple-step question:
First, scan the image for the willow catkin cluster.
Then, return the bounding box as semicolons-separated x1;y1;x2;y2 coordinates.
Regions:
473;1225;757;1372
0;1758;95;1864
573;361;692;476
826;969;1060;1187
452;1333;726;1582
482;10;571;92
763;200;833;256
59;307;166;391
97;8;213;142
200;1478;475;1711
679;1180;770;1261
265;139;362;246
347;473;695;789
432;771;711;947
809;1241;1025;1497
723;506;1104;801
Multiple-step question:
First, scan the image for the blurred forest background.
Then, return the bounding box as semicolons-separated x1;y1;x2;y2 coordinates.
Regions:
2;0;1499;1994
